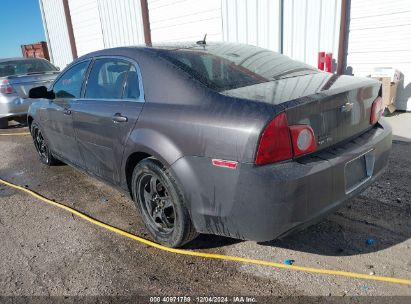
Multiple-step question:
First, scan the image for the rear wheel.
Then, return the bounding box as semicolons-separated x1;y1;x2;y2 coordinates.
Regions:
31;122;59;166
131;158;198;247
0;118;8;129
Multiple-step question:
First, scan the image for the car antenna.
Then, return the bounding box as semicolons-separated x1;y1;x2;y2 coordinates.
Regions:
196;34;207;45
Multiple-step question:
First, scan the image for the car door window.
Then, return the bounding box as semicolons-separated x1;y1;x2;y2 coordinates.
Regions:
85;59;130;99
123;65;141;100
53;61;89;98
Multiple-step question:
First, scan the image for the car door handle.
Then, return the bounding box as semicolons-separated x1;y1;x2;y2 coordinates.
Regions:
112;113;128;123
63;108;72;115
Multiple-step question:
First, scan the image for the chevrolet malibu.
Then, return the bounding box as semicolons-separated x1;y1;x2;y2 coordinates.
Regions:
27;43;392;247
0;57;59;128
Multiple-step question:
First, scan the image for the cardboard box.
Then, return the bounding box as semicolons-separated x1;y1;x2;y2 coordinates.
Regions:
369;68;401;113
370;76;398;109
371;67;401;82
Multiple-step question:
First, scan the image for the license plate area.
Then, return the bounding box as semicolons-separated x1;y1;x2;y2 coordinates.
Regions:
345;150;375;193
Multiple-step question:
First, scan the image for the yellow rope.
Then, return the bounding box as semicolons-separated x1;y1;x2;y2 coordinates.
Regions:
1;177;410;286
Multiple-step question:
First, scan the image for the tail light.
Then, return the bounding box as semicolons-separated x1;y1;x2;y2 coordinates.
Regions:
0;79;14;94
255;112;317;165
289;125;317;157
255;112;292;165
370;96;383;125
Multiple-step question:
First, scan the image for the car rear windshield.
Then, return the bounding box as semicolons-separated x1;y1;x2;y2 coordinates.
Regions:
0;59;58;77
157;44;318;92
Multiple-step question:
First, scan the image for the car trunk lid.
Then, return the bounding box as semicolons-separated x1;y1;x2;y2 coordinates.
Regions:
221;73;381;152
5;73;57;98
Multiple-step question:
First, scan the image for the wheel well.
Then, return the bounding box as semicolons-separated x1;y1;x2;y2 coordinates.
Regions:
125;152;152;195
27;116;34;130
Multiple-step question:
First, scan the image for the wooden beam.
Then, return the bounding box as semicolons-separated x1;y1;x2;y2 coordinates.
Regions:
337;0;348;75
140;0;152;46
62;0;78;59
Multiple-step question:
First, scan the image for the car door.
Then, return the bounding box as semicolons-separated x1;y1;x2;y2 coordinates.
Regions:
44;60;91;166
71;57;144;184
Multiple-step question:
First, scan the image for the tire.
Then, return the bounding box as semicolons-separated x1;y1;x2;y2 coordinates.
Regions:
31;122;60;166
0;118;8;129
131;158;198;247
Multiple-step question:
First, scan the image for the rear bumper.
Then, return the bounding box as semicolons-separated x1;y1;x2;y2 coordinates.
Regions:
0;95;32;119
171;119;392;241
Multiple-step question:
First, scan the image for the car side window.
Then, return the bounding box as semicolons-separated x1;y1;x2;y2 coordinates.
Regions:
123;65;141;100
85;59;130;99
53;61;89;98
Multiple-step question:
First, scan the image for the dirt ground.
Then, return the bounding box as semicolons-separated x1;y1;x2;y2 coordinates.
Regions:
0;121;410;299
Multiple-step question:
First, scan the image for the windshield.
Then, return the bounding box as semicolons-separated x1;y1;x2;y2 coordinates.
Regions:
0;59;58;77
157;44;318;92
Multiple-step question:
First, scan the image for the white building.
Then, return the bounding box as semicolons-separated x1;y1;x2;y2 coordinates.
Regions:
39;0;411;110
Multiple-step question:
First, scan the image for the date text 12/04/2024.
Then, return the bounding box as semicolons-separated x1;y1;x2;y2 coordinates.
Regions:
149;296;257;303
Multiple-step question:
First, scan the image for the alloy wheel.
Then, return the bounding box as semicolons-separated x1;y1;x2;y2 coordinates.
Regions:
138;173;176;233
32;126;49;163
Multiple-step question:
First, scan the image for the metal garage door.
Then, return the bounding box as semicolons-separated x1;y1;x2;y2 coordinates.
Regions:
147;0;223;42
39;0;74;68
346;0;411;110
222;0;282;52
283;0;342;68
68;0;145;57
68;0;104;57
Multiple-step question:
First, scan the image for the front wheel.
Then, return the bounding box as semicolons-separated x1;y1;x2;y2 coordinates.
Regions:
31;122;60;166
131;158;198;247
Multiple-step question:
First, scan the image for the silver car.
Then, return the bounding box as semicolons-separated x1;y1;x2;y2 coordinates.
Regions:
0;57;59;128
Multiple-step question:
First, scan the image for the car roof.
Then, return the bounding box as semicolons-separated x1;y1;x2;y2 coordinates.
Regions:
84;42;253;58
145;42;219;51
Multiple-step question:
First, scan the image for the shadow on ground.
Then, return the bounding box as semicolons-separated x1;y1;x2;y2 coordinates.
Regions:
0;119;28;131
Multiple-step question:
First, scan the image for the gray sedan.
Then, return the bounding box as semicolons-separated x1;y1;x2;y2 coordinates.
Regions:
0;57;59;128
27;43;391;247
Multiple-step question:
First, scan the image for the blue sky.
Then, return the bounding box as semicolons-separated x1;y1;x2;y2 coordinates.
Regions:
0;0;45;58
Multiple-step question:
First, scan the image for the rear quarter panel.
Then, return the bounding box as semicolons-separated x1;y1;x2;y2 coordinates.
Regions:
119;57;278;191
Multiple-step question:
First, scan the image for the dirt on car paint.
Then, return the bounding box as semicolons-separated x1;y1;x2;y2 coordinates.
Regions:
0;125;410;298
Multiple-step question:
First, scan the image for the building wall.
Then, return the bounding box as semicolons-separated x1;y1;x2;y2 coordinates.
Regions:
148;0;223;43
40;0;342;72
283;0;342;68
222;0;282;52
346;0;411;110
68;0;104;57
98;0;145;48
39;0;73;68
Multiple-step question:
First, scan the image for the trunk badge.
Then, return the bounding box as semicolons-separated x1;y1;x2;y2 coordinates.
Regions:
341;102;354;112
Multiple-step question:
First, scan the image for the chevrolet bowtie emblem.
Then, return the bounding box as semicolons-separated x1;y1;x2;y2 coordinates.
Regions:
341;102;354;113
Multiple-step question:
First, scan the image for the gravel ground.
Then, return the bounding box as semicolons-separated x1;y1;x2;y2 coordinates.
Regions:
0;123;410;299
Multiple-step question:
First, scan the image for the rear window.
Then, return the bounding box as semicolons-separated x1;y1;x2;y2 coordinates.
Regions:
0;59;58;77
157;44;317;92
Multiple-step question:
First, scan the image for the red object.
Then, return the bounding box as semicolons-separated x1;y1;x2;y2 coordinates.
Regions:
0;79;14;94
255;113;319;165
318;52;325;70
370;96;384;124
289;125;317;157
21;41;50;60
325;52;333;73
255;112;293;165
212;159;238;169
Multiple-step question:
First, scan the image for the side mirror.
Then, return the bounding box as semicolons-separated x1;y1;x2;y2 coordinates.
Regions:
29;86;55;99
